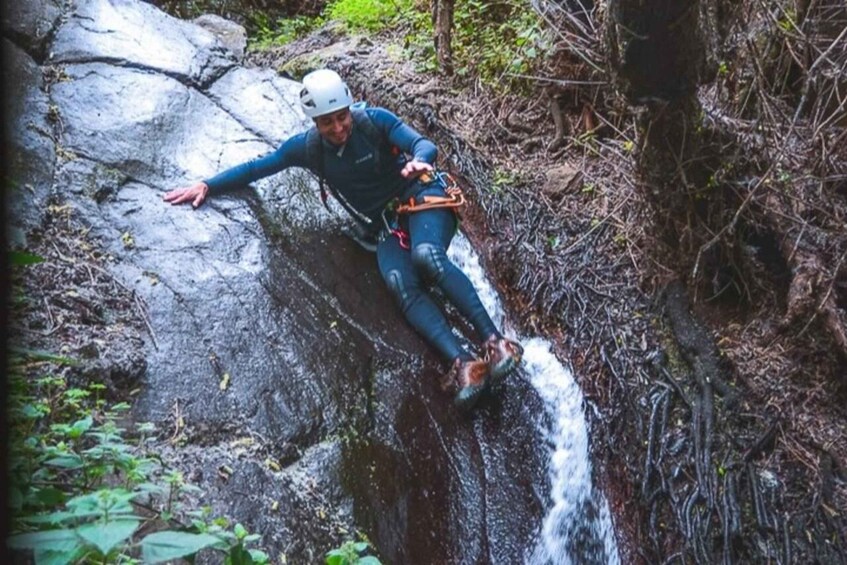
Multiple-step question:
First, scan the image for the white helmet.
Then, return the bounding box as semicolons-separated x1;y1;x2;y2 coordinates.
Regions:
299;69;353;118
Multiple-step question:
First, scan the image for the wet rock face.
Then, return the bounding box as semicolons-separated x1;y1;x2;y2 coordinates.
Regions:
192;14;247;61
4;0;547;561
2;38;56;229
1;0;62;58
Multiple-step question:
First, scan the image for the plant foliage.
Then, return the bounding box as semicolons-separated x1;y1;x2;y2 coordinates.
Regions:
250;11;323;49
7;256;270;565
325;539;381;565
249;0;547;90
326;0;411;33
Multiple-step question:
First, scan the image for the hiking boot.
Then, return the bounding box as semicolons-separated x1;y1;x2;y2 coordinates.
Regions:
484;337;524;381
444;358;490;413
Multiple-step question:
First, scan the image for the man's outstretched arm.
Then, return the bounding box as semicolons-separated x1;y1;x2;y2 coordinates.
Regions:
164;134;308;209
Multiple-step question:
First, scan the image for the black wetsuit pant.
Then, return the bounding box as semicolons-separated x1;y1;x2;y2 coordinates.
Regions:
376;183;499;363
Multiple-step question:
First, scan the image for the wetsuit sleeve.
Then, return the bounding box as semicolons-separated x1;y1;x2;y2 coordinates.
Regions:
204;132;311;194
368;107;437;165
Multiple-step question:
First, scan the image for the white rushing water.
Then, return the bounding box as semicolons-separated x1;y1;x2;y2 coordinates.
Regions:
448;234;620;565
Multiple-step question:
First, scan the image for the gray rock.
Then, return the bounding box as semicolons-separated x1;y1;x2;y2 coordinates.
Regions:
2;39;56;229
193;14;247;62
207;66;308;145
50;62;270;188
1;0;62;57
50;0;235;86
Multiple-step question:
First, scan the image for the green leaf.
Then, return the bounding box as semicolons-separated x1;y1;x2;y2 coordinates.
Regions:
51;424;73;436
7;529;80;552
9;250;45;265
234;523;248;539
65;490;135;520
353;542;368;553
248;549;270;564
44;454;84;470
76;519;139;556
22;511;76;525
141;531;223;563
33;545;86;565
35;487;67;507
325;555;343;565
226;543;253;565
135;482;165;496
69;416;94;439
21;403;48;419
358;557;382;565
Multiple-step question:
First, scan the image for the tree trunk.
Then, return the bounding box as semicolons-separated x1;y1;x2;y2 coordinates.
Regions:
603;0;718;253
433;0;454;75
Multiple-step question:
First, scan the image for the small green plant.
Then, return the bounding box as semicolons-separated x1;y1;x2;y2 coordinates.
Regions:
326;0;411;33
448;0;548;91
250;12;323;49
326;540;381;565
9;250;45;265
8;360;269;563
491;168;521;194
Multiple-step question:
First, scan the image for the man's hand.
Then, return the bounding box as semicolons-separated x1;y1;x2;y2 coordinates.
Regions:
400;159;434;180
163;182;209;208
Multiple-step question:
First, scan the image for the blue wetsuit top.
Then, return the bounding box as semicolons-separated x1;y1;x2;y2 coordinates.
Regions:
204;108;437;223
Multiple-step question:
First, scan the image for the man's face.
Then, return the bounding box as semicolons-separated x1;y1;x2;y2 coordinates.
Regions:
315;107;353;146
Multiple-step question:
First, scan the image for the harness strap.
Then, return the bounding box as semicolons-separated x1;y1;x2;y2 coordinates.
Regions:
396;186;464;214
395;173;465;215
307;106;404;228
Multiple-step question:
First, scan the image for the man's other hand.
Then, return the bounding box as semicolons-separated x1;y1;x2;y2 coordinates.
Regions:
164;182;209;208
400;159;434;179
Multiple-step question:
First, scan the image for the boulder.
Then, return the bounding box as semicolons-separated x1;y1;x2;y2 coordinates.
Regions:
193;14;247;62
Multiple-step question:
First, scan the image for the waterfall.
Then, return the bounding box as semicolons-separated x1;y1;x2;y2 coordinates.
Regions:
448;234;620;564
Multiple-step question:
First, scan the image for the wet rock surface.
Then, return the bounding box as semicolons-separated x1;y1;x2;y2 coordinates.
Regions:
4;0;558;561
0;0;62;58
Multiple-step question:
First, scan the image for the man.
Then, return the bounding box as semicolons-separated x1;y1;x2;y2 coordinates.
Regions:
165;68;522;412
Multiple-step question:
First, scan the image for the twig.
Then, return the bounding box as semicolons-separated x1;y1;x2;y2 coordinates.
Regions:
796;247;847;339
691;161;779;281
559;191;633;256
502;72;607;87
135;291;159;350
793;23;847;123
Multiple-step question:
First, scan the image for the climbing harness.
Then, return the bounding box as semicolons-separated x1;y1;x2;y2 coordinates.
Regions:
304;104;465;251
395;172;465;214
381;171;465;251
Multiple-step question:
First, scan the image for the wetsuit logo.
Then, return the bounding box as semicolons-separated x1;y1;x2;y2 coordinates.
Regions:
355;153;374;164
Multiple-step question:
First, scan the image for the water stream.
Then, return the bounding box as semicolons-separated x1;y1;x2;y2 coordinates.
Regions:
448;234;620;564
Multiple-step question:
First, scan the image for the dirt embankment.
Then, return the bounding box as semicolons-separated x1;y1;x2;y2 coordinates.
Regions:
249;20;846;563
